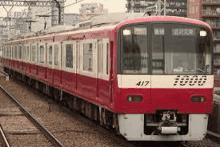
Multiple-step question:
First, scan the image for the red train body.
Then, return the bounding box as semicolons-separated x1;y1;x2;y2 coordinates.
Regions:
2;14;214;141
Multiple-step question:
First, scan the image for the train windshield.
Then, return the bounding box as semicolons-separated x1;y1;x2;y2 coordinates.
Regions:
120;23;213;75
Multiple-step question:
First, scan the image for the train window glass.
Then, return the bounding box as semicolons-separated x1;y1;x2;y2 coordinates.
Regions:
152;24;212;75
106;43;109;75
8;47;10;58
15;46;17;59
19;46;22;59
48;45;53;65
121;26;148;74
83;43;93;72
9;46;11;58
23;46;26;60
40;45;44;63
31;45;36;62
6;47;8;58
98;42;103;73
26;46;29;61
76;41;80;69
54;45;59;66
12;47;14;59
66;44;73;68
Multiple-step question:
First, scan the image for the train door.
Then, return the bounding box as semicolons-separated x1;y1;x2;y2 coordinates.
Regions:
30;44;37;77
97;39;112;104
26;44;31;75
53;43;62;89
77;39;96;99
62;41;76;94
18;45;23;71
38;43;46;81
47;43;54;86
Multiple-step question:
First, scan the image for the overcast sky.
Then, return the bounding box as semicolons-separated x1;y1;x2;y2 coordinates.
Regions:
0;0;127;17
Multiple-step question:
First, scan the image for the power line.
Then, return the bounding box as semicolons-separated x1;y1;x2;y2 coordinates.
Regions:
64;0;84;8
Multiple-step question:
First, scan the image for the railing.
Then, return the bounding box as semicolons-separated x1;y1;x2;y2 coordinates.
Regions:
201;10;220;16
205;20;220;27
203;0;220;4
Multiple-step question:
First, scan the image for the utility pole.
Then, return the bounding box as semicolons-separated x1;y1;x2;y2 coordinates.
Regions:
144;0;166;16
24;20;37;32
36;15;50;30
52;0;61;25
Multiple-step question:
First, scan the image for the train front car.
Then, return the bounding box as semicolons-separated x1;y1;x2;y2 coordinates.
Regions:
115;17;213;141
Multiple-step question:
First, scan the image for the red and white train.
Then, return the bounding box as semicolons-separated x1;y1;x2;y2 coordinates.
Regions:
1;13;214;142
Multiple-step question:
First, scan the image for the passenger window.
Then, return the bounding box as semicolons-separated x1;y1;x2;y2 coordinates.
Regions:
106;43;109;75
23;46;26;60
26;46;30;61
12;47;14;59
48;45;53;65
83;43;93;72
31;45;36;62
15;46;17;59
54;45;59;66
98;42;103;73
39;45;44;63
7;47;9;58
66;44;73;68
76;41;80;69
19;46;22;59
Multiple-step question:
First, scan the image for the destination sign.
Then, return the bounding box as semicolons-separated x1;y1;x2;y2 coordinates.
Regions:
172;28;195;36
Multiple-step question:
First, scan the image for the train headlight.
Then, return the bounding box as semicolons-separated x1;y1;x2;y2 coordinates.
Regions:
127;96;143;102
123;29;131;36
200;30;207;37
191;96;205;102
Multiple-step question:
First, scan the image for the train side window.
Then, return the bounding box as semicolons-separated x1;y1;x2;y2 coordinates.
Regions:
98;42;103;73
48;45;53;65
39;45;45;64
8;47;10;58
19;46;22;60
6;47;9;58
66;44;73;68
31;45;36;62
12;47;14;59
6;47;8;58
8;46;11;58
106;43;109;75
26;46;30;61
23;46;26;60
54;44;59;66
15;46;17;59
76;41;80;70
83;43;93;72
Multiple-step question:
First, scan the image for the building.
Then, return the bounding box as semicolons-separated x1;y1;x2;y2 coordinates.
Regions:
64;13;80;26
126;0;187;17
79;3;108;21
29;7;52;32
29;0;64;32
2;10;29;40
187;0;220;77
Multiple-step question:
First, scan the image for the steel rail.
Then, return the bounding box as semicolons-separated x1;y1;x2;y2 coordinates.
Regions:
0;125;10;147
0;85;63;147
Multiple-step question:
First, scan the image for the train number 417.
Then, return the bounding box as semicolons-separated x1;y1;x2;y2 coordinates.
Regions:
136;81;150;86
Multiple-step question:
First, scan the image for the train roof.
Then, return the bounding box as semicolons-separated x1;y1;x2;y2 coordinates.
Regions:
7;13;212;42
116;15;212;33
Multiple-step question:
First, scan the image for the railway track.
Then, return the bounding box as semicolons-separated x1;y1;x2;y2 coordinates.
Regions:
0;67;219;146
0;125;10;147
0;84;63;147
